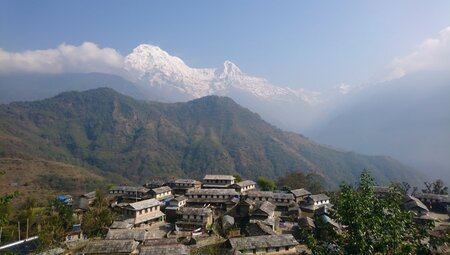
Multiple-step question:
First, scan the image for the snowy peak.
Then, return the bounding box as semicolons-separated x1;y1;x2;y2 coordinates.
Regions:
123;44;318;102
124;44;196;79
219;60;242;78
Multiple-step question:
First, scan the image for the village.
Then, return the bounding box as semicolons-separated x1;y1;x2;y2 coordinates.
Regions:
3;174;446;255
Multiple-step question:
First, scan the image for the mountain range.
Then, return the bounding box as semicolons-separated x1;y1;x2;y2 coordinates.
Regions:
0;88;424;190
0;44;448;183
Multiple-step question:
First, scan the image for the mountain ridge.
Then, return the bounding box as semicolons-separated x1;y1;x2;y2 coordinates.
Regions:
0;88;424;189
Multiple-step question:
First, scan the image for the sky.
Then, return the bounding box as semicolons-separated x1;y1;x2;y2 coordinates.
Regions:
1;0;450;90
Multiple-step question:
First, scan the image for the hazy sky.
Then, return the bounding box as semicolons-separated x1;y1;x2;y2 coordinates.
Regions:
1;0;450;90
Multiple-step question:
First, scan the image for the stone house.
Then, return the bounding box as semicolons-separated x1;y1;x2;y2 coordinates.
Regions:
185;188;239;208
202;175;235;189
120;199;165;227
229;180;256;193
176;207;213;231
289;188;311;203
168;179;202;195
149;186;173;201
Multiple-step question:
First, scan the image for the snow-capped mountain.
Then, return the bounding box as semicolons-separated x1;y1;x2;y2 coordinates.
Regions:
124;44;319;103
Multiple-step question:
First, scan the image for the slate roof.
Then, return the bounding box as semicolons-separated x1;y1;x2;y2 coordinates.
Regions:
228;234;299;250
273;192;294;200
234;180;256;187
299;217;316;229
186;188;239;196
83;240;139;254
246;190;274;198
80;191;97;199
134;211;165;224
203;175;235;180
105;229;148;242
309;194;330;202
414;193;450;203
110;185;149;193
253;201;276;215
404;195;429;212
127;199;161;211
171;179;201;184
246;220;277;236
179;207;212;216
151;186;172;194
109;221;133;229
139;244;189;255
173;196;187;202
290;188;311;197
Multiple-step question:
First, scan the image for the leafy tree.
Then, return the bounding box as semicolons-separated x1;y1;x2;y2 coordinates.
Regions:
301;170;434;255
256;177;276;191
82;190;113;237
233;174;243;183
0;192;17;227
423;179;448;195
38;198;74;249
277;172;325;194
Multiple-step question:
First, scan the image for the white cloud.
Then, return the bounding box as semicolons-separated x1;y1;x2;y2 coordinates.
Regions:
388;27;450;80
0;42;124;75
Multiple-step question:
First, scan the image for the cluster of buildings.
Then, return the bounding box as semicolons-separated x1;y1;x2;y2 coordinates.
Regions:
57;176;450;254
72;174;336;254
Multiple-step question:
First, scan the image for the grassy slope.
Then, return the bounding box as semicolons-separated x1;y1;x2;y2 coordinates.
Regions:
0;88;423;189
0;157;125;203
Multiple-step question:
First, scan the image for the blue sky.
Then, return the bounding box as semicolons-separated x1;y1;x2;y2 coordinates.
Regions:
1;0;450;89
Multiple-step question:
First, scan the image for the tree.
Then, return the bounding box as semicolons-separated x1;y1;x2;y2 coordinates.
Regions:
301;170;434;255
277;172;324;194
82;190;113;237
233;175;243;183
423;179;448;195
38;198;74;249
256;177;276;191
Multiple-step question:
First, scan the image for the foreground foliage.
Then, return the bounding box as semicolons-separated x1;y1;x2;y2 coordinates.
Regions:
82;190;114;237
301;170;436;255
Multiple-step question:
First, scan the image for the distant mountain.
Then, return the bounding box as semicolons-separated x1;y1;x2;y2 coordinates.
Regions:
0;88;423;188
310;71;450;183
125;44;317;101
0;72;145;104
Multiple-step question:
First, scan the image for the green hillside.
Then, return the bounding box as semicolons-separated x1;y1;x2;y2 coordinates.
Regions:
0;88;423;189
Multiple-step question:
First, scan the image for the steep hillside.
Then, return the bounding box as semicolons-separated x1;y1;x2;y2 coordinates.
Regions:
0;157;124;202
0;88;423;188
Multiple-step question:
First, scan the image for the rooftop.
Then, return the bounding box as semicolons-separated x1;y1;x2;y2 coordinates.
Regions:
171;179;201;184
247;190;274;198
80;191;97;199
309;194;330;202
139;244;189;255
290;188;311;197
127;198;161;211
109;221;133;229
83;240;139;254
110;185;149;193
173;196;187;202
234;180;256;187
253;201;276;215
151;186;172;194
134;211;165;224
186;188;239;196
179;207;212;216
203;175;235;180
105;229;148;241
414;193;450;202
228;234;299;250
273;192;294;200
